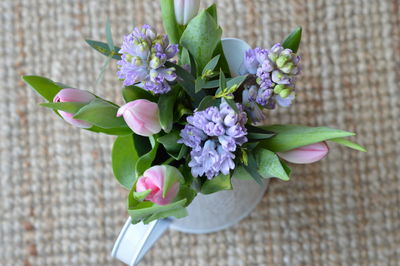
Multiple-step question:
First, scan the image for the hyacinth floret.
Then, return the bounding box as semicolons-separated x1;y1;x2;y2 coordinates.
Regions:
179;101;248;179
242;43;301;113
117;25;179;94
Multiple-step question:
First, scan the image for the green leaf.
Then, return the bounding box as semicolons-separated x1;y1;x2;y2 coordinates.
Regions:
225;98;239;113
135;136;159;177
231;166;253;180
202;55;220;76
227;75;248;88
195;78;206;93
282;27;302;53
143;207;188;224
122;85;155;103
196;96;219;111
112;135;139;189
212;41;230;74
158;130;182;155
255;148;290;181
219;70;227;91
205;4;218;22
201;174;232;194
133;190;151;201
188;52;197;77
280;160;292;176
85;40;121;60
73;98;128;129
160;0;182;44
40;102;87;114
165;61;196;98
243;153;264;185
258;124;356;152
158;89;177;133
22;76;62;102
180;10;222;72
87;125;132;135
246;124;275;141
329;138;367;152
162;165;184;198
105;18;114;51
128;199;187;224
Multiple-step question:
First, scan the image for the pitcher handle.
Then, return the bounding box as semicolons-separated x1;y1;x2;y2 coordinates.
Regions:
111;217;172;265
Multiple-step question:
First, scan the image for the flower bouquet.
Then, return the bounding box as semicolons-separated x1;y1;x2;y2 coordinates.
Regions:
23;0;365;232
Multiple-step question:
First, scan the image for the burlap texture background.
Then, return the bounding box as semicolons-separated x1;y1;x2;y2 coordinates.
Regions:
1;0;399;265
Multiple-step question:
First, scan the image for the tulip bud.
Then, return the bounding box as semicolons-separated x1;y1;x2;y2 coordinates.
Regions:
117;99;161;136
277;142;329;164
53;88;95;128
174;0;200;25
136;165;183;205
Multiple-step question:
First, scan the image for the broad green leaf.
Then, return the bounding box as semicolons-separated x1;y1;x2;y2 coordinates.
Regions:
160;0;182;44
128;199;187;224
280;160;292;176
175;185;197;206
231;166;252;180
22;76;62;102
40;102;86;114
158;89;177;133
87;125;132;135
212;41;230;74
246;125;275;141
244;153;264;185
158;130;182;157
180;10;222;73
135;136;159;177
201;174;232;194
175;145;188;160
196;96;219;111
85;40;121;60
282;27;302;53
105;18;114;51
258;124;356;152
329;138;367;152
205;3;218;22
73;98;127;129
143;207;188;224
112;135;139;189
202;55;220;76
122;85;155;103
255;148;290;181
188;52;197;77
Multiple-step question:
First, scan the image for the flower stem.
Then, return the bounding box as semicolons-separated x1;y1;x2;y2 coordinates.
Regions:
162;157;175;165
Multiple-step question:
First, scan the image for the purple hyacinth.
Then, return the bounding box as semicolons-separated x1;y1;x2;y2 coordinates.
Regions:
117;25;179;94
242;43;301;113
179;101;248;179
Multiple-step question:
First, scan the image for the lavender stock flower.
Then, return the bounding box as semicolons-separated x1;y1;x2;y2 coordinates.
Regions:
179;101;248;179
117;25;179;94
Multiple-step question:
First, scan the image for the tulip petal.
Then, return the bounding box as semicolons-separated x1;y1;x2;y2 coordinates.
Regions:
277;142;329;164
221;38;251;77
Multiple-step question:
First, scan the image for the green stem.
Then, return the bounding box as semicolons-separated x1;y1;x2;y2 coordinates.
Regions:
162;157;175;165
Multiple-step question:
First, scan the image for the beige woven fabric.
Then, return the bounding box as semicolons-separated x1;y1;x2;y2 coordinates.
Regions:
1;0;399;265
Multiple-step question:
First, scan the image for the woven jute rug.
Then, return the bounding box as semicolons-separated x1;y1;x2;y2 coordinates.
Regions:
1;0;399;265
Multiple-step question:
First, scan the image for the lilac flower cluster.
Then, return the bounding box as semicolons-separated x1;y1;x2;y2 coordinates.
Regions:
242;43;301;113
179;101;248;179
117;25;179;94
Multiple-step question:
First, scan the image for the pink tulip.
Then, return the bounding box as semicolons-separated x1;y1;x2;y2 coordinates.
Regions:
277;142;329;164
174;0;200;25
136;165;182;205
117;99;161;137
53;88;95;128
